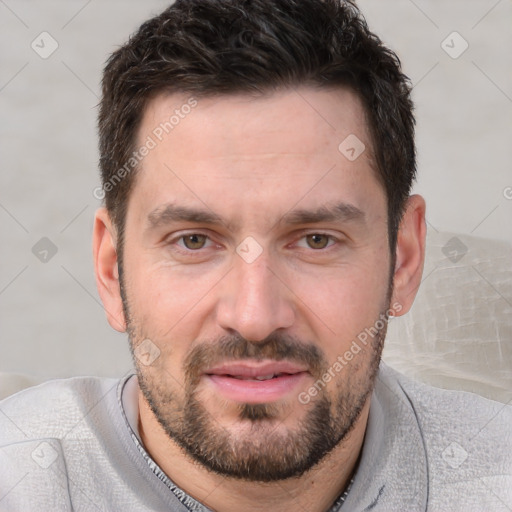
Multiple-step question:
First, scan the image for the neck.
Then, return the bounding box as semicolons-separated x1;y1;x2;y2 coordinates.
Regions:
138;393;370;512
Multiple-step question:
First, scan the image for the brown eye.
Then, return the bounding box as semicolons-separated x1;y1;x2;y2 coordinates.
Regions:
306;234;330;249
182;234;208;250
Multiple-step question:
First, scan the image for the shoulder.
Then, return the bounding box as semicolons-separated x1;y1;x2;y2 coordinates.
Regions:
0;376;122;511
378;363;512;509
0;377;125;511
0;376;120;443
379;363;512;441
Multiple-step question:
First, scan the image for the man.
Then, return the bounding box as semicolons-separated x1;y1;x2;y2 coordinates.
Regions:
0;0;510;510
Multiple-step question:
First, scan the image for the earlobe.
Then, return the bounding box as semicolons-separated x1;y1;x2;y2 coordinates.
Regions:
92;208;127;332
390;195;426;316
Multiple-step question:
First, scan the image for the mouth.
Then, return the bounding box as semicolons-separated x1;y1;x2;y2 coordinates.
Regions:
223;372;294;381
203;360;309;403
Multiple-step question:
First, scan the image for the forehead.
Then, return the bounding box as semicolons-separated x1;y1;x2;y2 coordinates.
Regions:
138;86;372;161
129;86;383;229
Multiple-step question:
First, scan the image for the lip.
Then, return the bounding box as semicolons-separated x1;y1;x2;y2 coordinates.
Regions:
206;360;308;378
203;360;309;404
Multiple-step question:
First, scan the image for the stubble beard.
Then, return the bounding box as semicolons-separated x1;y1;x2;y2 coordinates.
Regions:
119;247;390;482
128;324;386;482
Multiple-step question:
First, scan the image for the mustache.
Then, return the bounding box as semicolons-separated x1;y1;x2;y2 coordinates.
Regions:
183;332;327;386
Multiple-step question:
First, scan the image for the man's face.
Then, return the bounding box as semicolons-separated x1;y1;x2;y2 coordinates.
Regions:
120;87;392;481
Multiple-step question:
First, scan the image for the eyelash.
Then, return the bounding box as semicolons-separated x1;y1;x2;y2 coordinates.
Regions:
175;233;216;250
167;231;339;253
295;233;336;250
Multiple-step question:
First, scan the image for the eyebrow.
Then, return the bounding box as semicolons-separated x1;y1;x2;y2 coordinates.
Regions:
278;202;366;227
146;201;366;233
147;204;226;229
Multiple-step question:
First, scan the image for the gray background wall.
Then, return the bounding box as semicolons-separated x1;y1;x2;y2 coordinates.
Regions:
1;0;511;380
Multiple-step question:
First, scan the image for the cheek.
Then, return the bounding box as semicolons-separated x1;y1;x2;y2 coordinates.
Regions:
290;257;390;356
122;249;224;354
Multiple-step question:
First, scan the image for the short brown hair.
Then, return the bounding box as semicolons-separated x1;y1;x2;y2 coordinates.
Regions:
98;0;416;252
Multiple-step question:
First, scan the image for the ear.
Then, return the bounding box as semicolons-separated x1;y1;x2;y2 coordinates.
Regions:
390;194;426;316
92;208;126;332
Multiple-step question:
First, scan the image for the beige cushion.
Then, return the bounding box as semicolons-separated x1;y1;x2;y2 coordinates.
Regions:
384;230;512;403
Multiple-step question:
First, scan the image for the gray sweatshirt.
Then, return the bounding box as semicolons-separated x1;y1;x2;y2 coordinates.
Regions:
0;362;510;511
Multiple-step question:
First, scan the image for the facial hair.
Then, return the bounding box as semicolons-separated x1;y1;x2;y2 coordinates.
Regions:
118;242;393;482
128;324;386;482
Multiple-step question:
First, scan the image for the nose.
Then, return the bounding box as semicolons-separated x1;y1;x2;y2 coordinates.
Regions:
216;253;295;342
